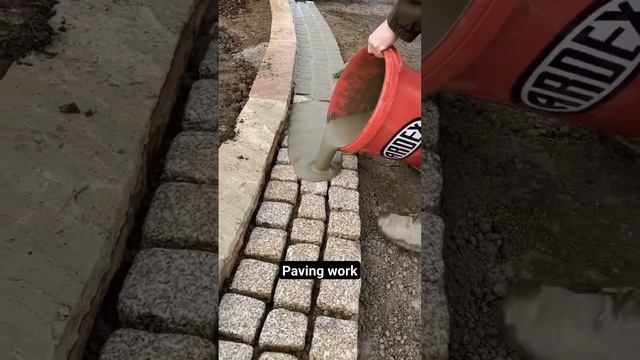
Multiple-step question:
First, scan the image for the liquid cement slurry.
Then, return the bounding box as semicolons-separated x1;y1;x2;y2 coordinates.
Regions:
288;101;371;181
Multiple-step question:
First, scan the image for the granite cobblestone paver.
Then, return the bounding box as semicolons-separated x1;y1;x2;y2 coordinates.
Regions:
309;317;358;360
161;131;216;185
277;148;290;164
218;341;254;360
183;79;217;131
327;211;360;241
316;238;361;318
264;180;299;204
256;201;294;229
290;218;325;245
244;227;288;263
270;164;299;182
328;187;359;213
230;259;279;301
99;328;215;360
298;194;326;221
219;293;266;344
330;169;358;190
300;179;328;196
341;154;358;170
259;352;298;360
258;309;308;352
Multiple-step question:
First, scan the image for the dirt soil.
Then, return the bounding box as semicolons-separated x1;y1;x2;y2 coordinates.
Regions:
437;93;640;360
0;0;57;77
316;1;423;359
218;0;271;146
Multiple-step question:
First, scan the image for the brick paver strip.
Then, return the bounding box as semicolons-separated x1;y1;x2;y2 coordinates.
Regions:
230;259;279;301
330;169;358;190
218;340;254;360
142;182;216;251
244;227;288;263
277;148;290;164
298;194;326;221
270;164;299;182
300;179;328;196
161;131;216;185
183;79;217;131
341;154;358;170
290;218;325;245
118;249;217;339
316;238;361;318
99;328;215;360
327;211;360;241
219;293;266;344
199;41;218;79
256;201;294;230
264;180;299;205
309;316;358;360
328;187;359;213
259;352;298;360
259;309;308;352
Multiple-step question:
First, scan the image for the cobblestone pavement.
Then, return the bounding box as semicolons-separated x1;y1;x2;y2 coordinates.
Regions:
98;22;218;360
218;2;361;359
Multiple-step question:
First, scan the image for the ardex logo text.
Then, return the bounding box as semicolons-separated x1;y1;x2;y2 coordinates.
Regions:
382;118;421;160
520;0;640;113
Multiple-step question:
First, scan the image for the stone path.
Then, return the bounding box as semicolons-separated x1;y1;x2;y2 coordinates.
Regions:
98;23;218;360
218;2;361;359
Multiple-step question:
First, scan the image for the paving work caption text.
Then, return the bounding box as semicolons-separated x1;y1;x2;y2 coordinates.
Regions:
279;261;361;279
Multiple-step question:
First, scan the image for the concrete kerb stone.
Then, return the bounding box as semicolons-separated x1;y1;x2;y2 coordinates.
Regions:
99;328;215;360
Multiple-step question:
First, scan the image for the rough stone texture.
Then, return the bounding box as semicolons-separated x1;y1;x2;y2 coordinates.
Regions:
378;213;421;253
199;41;218;79
330;169;358;190
281;135;289;147
183;79;217;131
273;278;315;314
290;218;325;245
258;309;308;352
285;244;321;261
142;182;216;251
230;259;279;301
423;100;440;150
244;227;288;263
328;187;359;213
277;148;290;164
309;317;358;360
316;238;361;318
99;328;214;360
270;164;298;182
259;352;298;360
300;179;328;196
424;152;442;211
264;180;299;205
161;131;216;185
327;211;360;241
256;201;294;230
341;154;358;170
298;194;326;221
219;293;266;344
118;249;217;339
218;340;254;360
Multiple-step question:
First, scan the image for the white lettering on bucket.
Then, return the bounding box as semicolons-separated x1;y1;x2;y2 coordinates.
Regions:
520;0;640;112
382;119;421;160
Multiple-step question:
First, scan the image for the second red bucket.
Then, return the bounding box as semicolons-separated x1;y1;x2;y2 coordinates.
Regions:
328;46;422;167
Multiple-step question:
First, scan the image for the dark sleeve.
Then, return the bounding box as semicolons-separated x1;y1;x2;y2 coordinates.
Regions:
387;0;421;42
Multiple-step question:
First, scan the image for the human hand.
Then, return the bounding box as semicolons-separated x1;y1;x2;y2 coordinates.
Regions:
368;20;398;58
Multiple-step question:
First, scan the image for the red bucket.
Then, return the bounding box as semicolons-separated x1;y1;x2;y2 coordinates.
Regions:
422;0;640;137
329;46;422;166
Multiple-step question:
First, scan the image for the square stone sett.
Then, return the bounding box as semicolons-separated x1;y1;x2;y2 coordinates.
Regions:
285;244;321;261
161;132;216;185
118;249;217;339
142;182;216;251
259;353;298;360
274;242;319;314
256;202;293;230
230;259;279;301
218;340;253;360
199;42;218;79
327;211;360;241
309;317;358;360
264;181;298;205
316;238;361;318
99;328;215;360
328;187;359;213
270;164;298;182
219;293;266;344
244;227;288;263
298;194;326;221
330;169;358;190
290;218;325;245
259;309;308;352
277;148;290;164
300;179;327;196
341;154;357;170
183;79;217;131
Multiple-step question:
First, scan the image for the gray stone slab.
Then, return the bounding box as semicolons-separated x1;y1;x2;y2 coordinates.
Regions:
256;201;294;230
316;238;361;318
300;179;328;196
219;293;266;344
327;211;360;241
199;42;218;79
341;154;357;170
244;227;288;263
264;181;299;205
142;182;216;251
309;317;358;360
230;259;279;301
258;309;308;352
328;187;359;213
184;79;217;131
277;148;290;165
290;218;325;245
161;131;216;185
259;352;298;360
330;169;358;190
270;164;299;182
298;194;326;221
423;152;442;211
99;328;214;360
218;340;254;360
118;248;217;338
